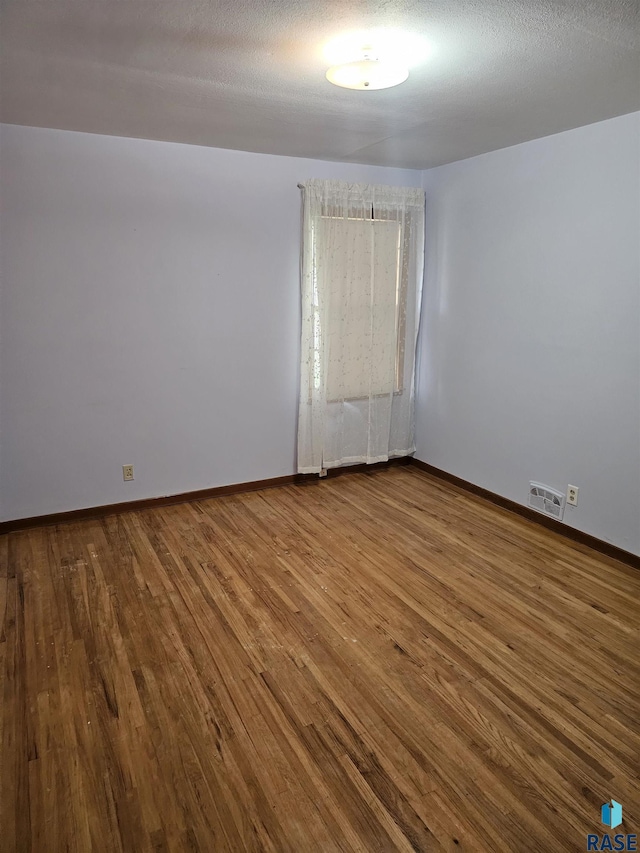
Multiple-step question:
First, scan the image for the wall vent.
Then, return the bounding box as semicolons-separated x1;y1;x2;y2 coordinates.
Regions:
528;482;565;521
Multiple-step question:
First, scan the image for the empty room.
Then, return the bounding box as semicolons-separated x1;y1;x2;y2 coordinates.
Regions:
0;0;639;850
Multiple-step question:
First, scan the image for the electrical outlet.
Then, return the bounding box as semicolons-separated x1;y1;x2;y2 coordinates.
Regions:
567;484;578;506
123;464;134;482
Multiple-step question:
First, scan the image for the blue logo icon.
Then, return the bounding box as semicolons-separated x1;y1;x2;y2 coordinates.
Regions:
588;800;635;850
602;800;623;830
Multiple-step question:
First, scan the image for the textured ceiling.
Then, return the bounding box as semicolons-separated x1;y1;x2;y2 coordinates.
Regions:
1;0;639;169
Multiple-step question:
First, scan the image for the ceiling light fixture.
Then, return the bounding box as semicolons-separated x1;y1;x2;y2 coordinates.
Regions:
324;30;429;91
326;49;408;91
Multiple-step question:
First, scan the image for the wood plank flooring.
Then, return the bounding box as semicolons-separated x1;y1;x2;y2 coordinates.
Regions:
1;465;638;852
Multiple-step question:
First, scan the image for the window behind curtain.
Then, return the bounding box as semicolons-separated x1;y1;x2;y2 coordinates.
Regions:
313;213;406;400
298;180;425;474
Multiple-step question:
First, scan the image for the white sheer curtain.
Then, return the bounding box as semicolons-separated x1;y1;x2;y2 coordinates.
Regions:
298;179;425;474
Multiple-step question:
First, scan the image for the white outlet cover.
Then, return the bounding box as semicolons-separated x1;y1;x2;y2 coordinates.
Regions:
567;485;579;506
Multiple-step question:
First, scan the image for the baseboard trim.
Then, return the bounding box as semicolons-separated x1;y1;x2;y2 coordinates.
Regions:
409;458;640;570
3;456;636;569
0;457;411;535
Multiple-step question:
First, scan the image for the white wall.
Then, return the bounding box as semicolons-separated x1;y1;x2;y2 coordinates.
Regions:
2;117;639;557
0;124;420;520
416;112;640;556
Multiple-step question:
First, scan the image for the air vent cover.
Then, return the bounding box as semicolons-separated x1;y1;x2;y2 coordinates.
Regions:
528;482;565;520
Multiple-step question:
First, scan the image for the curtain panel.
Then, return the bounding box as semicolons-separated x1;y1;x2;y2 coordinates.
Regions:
298;179;425;474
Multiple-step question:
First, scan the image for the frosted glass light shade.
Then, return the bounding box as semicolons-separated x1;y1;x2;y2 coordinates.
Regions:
326;58;409;90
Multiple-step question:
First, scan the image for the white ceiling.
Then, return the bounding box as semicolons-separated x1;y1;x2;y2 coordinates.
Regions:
1;0;638;169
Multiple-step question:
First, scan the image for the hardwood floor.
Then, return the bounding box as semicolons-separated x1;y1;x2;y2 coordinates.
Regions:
1;465;638;852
